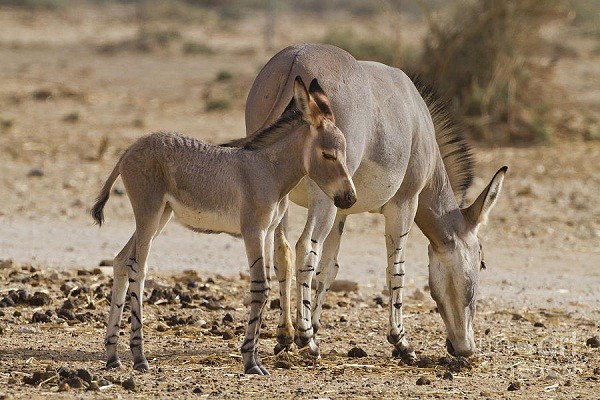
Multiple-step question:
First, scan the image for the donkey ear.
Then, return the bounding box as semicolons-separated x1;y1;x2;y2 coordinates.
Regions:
293;76;315;125
462;166;508;228
308;78;335;123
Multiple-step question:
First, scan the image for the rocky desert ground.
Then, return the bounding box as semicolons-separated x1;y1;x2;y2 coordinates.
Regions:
0;2;598;399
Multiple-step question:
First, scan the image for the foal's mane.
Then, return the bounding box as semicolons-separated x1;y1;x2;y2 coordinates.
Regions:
410;75;475;207
221;99;304;150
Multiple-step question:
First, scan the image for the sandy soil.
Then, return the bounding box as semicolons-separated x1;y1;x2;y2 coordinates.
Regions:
0;3;598;399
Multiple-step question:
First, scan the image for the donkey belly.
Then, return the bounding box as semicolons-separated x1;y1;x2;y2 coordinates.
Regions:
166;195;241;237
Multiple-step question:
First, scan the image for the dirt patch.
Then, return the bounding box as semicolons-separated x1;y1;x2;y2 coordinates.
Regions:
0;261;598;399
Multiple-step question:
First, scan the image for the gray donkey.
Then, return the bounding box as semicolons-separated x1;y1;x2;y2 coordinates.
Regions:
236;43;507;362
91;76;356;375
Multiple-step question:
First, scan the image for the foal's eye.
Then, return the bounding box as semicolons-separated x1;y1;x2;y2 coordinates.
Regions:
322;152;337;160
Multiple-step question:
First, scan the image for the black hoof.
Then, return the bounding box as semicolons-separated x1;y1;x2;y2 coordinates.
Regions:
245;365;266;375
133;360;150;371
274;343;291;355
392;347;416;365
106;358;122;369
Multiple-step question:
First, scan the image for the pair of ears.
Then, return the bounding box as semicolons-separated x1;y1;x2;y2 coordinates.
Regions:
462;166;508;229
292;76;335;126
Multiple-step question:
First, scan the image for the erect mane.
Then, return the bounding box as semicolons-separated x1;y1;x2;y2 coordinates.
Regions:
410;75;475;207
221;99;304;150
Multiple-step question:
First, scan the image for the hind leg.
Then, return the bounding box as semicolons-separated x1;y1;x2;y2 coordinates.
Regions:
273;209;295;355
105;234;134;369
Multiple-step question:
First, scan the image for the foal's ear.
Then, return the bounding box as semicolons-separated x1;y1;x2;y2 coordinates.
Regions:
293;76;328;127
308;78;335;123
462;166;508;228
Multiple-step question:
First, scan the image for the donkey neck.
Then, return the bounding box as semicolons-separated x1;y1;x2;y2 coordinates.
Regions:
415;160;468;251
251;124;311;198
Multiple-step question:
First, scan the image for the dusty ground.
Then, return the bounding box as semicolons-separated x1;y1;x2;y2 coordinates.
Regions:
0;3;599;399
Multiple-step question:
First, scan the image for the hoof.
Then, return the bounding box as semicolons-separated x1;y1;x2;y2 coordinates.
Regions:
106;358;122;370
245;365;267;375
392;346;416;365
274;343;292;355
133;360;150;371
298;339;320;359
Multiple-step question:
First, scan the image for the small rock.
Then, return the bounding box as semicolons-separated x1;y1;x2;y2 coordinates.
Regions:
193;386;203;393
586;335;600;348
339;315;348;322
222;313;234;324
57;308;77;321
484;328;491;335
222;330;234;340
27;168;44;178
76;369;93;384
28;292;52;307
58;382;71;392
31;312;51;323
347;347;368;358
269;298;281;310
546;370;560;380
67;376;85;389
507;381;521;391
443;371;453;380
155;322;170;332
62;299;75;310
373;296;384;306
23;371;56;385
58;366;72;378
122;377;136;391
416;376;431;385
511;313;524;321
274;359;293;369
534;321;545;328
87;382;100;391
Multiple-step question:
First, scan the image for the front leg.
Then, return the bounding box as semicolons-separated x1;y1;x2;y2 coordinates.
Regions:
273;209;295;355
295;191;337;357
240;228;271;375
312;214;346;335
383;199;418;363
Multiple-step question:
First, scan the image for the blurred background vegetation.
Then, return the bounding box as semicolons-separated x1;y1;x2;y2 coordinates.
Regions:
1;0;598;145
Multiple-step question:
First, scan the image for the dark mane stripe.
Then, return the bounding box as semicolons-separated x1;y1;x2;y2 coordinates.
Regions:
220;99;304;150
410;75;475;207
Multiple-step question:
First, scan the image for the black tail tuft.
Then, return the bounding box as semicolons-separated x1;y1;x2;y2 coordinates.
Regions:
91;192;109;226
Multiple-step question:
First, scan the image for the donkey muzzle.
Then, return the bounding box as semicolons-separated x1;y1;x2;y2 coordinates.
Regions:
334;190;356;209
446;338;475;358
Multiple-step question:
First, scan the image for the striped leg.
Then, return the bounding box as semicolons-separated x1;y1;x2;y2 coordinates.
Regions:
127;203;170;371
383;200;418;363
295;198;337;356
241;231;271;375
273;212;295;355
105;235;134;369
312;214;346;335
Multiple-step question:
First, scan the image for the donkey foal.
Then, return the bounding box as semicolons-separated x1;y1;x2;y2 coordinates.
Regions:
91;76;356;375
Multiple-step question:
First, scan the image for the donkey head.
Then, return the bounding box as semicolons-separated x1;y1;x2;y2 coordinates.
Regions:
293;76;356;209
427;166;507;357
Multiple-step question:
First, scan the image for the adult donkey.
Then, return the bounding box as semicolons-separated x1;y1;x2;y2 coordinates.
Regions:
237;44;507;361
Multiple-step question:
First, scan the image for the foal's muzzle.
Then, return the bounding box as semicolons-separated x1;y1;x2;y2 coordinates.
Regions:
334;190;356;209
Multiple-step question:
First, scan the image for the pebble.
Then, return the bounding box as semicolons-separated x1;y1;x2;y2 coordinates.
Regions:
27;168;44;178
586;335;600;348
221;330;234;340
507;381;521;391
76;368;93;384
31;311;51;323
347;347;368;358
122;377;136;391
274;359;293;369
442;371;453;380
534;321;545;328
193;386;203;393
23;371;56;385
222;313;234;324
28;292;52;307
416;376;431;385
68;376;85;389
57;308;77;321
155;322;170;332
546;370;560;380
269;298;281;310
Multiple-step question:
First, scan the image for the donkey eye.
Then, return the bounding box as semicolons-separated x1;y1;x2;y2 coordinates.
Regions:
322;152;337;160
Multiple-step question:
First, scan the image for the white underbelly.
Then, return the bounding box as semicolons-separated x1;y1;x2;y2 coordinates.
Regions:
166;196;241;236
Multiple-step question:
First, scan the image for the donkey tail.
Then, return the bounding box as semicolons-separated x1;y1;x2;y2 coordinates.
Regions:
91;156;123;226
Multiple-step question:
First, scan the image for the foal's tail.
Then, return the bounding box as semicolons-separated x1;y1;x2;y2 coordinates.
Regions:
91;156;123;226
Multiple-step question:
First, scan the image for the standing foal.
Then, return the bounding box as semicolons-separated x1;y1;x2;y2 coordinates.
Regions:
91;76;356;375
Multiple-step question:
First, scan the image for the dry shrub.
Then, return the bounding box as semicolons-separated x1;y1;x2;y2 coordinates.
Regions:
417;0;569;143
